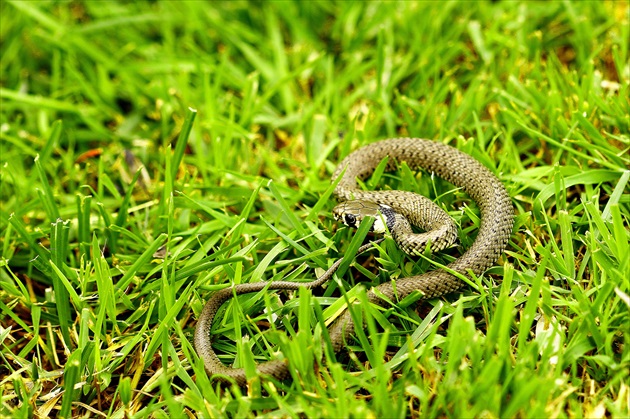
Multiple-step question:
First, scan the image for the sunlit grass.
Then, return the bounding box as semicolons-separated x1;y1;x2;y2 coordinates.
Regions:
1;1;628;418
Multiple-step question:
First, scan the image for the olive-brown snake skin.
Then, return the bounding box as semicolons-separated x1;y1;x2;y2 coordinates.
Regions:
194;138;513;386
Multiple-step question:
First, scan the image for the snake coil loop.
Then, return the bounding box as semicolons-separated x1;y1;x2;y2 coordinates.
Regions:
194;138;513;386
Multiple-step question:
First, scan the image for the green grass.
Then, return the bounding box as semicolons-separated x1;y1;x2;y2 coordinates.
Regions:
1;1;629;418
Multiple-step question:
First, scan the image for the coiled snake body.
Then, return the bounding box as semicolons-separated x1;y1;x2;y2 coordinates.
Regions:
194;138;513;386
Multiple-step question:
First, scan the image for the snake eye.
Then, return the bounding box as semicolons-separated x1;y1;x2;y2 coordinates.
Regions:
344;214;356;227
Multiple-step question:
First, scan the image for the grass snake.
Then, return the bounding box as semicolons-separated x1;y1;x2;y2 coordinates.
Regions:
194;138;513;386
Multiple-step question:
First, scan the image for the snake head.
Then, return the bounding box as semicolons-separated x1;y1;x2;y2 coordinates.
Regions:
333;200;395;234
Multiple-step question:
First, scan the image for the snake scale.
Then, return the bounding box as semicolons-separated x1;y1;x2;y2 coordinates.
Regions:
194;138;513;386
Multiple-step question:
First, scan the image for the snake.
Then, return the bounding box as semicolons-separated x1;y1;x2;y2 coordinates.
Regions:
194;137;514;386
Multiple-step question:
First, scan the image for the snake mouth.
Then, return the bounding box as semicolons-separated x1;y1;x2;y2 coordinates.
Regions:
332;201;393;232
332;214;357;229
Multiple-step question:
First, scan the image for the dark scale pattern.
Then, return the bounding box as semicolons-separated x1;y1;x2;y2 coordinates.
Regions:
195;138;513;385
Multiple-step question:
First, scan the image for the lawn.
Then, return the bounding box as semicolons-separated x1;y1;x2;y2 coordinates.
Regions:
1;1;628;418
